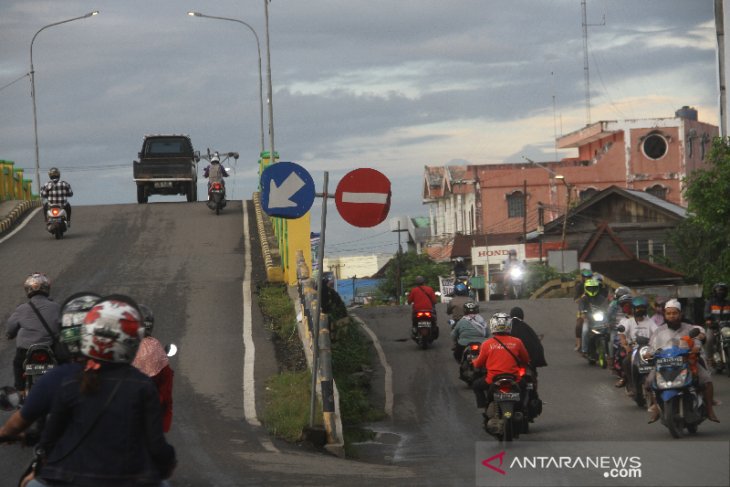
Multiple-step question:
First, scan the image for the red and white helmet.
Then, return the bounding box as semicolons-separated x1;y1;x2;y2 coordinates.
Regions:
81;296;144;364
24;272;51;298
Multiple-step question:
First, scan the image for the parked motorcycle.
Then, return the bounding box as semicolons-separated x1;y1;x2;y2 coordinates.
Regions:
458;342;482;385
45;205;68;239
411;309;438;350
484;373;524;442
585;305;610;368
651;329;707;438
708;320;730;377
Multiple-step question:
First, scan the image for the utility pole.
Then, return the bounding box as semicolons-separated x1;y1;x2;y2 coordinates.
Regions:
716;0;727;137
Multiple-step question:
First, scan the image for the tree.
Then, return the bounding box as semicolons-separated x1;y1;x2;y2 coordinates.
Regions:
670;137;730;292
378;252;450;301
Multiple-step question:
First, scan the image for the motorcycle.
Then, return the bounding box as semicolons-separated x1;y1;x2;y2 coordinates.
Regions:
651;329;707;438
708;320;730;377
458;341;482;386
519;370;542;433
585;305;610;368
411;309;438;350
22;344;57;397
484;372;524;442
629;337;653;408
45;205;68;239
207;181;227;215
503;265;525;300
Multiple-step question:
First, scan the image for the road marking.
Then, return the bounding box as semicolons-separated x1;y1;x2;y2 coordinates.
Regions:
242;200;260;426
0;207;41;244
341;192;389;204
352;314;393;418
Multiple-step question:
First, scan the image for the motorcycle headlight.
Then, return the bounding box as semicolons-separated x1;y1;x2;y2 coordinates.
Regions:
721;327;730;338
592;311;605;322
638;346;651;363
656;369;688;389
509;267;523;279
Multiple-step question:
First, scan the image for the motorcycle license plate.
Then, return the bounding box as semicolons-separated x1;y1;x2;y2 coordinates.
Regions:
417;321;431;328
25;364;54;375
494;392;520;401
154;182;173;188
638;365;653;374
656;356;683;367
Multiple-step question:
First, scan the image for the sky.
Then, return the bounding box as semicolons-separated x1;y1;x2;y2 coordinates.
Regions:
0;0;720;257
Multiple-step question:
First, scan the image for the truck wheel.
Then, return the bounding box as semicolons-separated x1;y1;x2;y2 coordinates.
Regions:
137;185;148;204
187;182;196;202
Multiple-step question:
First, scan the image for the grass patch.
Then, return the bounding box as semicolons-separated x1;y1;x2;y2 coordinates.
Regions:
262;370;320;442
257;283;298;338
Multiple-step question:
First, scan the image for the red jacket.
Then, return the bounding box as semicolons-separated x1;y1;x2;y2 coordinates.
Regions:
407;285;437;310
473;334;530;384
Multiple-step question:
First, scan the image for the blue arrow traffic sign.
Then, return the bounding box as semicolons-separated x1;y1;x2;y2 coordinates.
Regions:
260;161;316;218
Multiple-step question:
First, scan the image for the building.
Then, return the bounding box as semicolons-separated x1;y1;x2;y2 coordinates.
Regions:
423;107;717;251
323;254;391;280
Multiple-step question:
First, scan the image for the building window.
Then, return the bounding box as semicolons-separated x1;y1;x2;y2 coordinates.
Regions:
579;188;599;201
645;185;667;200
636;239;666;262
642;133;668;160
506;191;525;218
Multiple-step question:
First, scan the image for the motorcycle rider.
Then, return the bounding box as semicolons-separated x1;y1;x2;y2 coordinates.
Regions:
453;256;468;278
40;167;73;227
502;249;525;299
30;296;177;486
451;302;489;362
607;286;632;369
446;282;472;326
703;282;730;368
406;276;438;338
132;304;175;433
577;278;609;356
616;296;657;390
574;268;594;351
651;296;668;326
4;273;61;395
472;312;530;408
644;299;719;423
203;153;229;200
509;307;547;372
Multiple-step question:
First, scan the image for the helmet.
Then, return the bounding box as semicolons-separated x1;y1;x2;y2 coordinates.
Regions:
713;282;728;298
454;257;464;263
594;273;603;283
618;293;633;306
81;296;144;364
614;286;631;300
138;304;154;335
60;292;102;354
509;306;524;320
489;312;512;334
211;153;220;164
508;249;517;257
463;302;479;315
580;269;593;278
453;282;469;296
415;276;425;285
24;272;51;298
48;167;60;181
583;278;599;297
631;296;648;316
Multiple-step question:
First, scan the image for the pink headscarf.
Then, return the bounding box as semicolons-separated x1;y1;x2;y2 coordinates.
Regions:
132;337;169;377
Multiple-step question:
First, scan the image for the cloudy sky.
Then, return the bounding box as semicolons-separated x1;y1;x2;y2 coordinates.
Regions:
0;1;720;256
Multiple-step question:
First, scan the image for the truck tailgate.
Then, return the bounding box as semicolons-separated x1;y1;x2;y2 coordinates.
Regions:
134;158;195;180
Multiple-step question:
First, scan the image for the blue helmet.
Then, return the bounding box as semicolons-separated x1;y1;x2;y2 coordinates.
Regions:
453;282;469;296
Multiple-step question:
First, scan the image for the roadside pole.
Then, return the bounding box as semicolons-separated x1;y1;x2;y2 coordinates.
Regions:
309;172;328;427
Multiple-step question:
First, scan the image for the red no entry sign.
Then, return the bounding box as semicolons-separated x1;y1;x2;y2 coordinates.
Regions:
335;168;391;227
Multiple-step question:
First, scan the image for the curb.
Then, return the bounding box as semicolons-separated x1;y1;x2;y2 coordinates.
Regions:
0;200;41;233
253;191;284;282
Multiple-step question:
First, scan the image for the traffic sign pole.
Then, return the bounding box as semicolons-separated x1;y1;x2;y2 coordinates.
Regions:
310;171;328;428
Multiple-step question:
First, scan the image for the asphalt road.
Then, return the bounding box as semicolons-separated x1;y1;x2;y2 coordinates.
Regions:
1;202;728;487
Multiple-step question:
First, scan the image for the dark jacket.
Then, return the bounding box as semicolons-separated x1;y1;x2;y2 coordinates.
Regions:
510;318;547;368
39;364;176;487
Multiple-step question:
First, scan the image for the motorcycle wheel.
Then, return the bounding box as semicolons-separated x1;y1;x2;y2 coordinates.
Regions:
686;423;698;434
724;347;730;378
596;339;607;369
54;230;61;240
503;417;513;442
419;338;429;350
664;398;684;439
216;206;220;215
521;417;529;434
633;382;646;408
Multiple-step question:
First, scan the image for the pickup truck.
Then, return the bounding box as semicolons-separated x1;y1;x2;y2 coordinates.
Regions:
133;134;200;203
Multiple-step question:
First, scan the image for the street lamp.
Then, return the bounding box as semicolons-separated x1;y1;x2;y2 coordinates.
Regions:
30;11;98;195
263;0;276;163
188;11;265;156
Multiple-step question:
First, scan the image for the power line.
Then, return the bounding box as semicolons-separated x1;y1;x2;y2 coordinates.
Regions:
0;73;29;93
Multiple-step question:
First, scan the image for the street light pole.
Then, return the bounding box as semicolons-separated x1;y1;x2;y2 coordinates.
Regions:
263;0;276;162
30;11;98;195
188;12;265;155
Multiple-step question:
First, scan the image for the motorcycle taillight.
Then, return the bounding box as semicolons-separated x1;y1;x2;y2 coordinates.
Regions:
518;367;526;378
51;208;60;217
470;344;480;351
416;311;432;319
29;352;50;363
498;383;512;394
212;183;222;190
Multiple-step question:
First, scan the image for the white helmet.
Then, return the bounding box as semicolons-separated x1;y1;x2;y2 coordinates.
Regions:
24;272;51;298
211;153;220;164
489;312;512;335
81;296;144;364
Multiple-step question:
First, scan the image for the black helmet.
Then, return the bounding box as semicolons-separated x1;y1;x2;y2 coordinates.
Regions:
713;282;728;298
415;276;425;285
463;302;479;314
48;167;60;181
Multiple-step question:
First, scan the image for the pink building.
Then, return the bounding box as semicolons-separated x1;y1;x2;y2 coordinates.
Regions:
423;107;717;244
